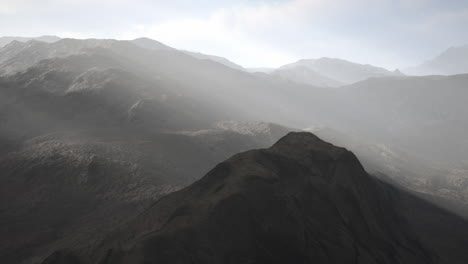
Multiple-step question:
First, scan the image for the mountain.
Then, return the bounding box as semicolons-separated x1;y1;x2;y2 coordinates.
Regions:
405;44;468;75
129;37;245;71
272;64;343;87
0;36;60;48
306;125;468;217
2;38;468;193
130;37;174;51
0;38;125;76
2;38;468;263
336;74;468;164
182;50;246;71
303;74;468;217
276;57;402;86
0;38;336;128
0;121;293;264
42;132;468;264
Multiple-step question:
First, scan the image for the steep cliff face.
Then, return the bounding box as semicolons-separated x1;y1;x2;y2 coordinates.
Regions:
44;132;468;264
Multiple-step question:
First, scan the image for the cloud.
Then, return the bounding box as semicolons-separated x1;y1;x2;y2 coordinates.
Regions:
117;0;395;67
118;0;325;67
0;0;26;14
117;0;358;67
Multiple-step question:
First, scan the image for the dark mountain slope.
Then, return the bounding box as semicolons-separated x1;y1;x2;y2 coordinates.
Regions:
45;132;468;264
0;123;292;264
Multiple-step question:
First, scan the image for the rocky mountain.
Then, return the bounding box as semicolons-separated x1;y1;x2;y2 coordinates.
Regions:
0;36;60;48
42;132;468;264
0;124;292;264
405;44;468;75
276;57;402;86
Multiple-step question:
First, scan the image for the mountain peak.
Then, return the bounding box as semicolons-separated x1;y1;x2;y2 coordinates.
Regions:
271;132;345;156
130;37;173;51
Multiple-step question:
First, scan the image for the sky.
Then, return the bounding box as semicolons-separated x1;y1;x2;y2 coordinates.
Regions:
1;0;468;69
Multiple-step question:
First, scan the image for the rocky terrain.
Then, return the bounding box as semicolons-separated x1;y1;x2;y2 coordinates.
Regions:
42;132;468;264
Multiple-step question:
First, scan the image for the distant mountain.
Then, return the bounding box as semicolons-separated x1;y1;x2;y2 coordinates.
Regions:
272;64;343;87
405;44;468;75
129;37;245;71
337;74;468;164
130;37;174;51
276;57;402;86
0;35;60;47
0;38;126;76
306;125;468;218
182;50;246;71
42;132;468;264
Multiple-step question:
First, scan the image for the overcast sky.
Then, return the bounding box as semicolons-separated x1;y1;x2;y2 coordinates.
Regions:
1;0;467;69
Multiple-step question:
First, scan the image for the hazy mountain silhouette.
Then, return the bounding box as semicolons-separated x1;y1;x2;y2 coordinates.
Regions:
272;64;343;87
336;74;468;164
275;57;402;86
0;36;60;47
130;37;245;71
405;44;468;75
42;132;468;264
182;50;246;71
130;37;174;51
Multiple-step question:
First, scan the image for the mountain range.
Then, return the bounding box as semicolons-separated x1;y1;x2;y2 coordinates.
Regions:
2;35;467;80
273;58;403;87
0;36;60;48
1;36;468;263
